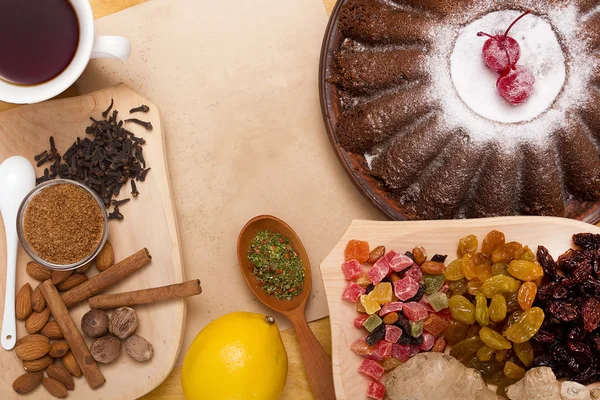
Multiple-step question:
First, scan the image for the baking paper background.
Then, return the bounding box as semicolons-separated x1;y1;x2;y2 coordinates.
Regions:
77;0;385;365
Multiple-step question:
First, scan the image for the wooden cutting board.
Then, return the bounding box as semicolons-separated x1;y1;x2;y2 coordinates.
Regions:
320;216;600;399
0;84;185;399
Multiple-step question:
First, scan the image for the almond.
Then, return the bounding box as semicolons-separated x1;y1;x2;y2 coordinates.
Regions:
51;270;72;285
15;341;50;361
31;284;46;312
25;308;50;334
49;341;69;358
95;241;114;271
46;363;74;391
23;355;53;372
15;283;33;321
12;371;43;394
61;351;82;377
42;377;68;398
16;334;49;347
56;273;88;291
41;321;63;340
75;262;92;273
26;262;52;281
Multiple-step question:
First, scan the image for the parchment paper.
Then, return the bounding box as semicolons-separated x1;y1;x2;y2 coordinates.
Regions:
77;0;385;365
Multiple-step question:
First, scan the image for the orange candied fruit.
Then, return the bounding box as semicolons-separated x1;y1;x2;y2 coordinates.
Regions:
344;240;370;263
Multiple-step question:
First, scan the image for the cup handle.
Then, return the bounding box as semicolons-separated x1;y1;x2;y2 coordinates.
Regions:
91;36;131;60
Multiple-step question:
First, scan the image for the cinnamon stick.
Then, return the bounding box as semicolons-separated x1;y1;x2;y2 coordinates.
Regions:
62;248;152;308
40;280;105;389
89;279;202;309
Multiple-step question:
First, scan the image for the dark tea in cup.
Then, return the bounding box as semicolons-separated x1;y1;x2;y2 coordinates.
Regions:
0;0;80;85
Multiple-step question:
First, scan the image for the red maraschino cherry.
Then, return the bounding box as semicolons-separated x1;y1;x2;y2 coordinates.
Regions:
477;11;530;72
497;65;535;105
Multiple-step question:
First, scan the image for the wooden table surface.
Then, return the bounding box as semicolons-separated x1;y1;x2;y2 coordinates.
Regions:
0;0;338;399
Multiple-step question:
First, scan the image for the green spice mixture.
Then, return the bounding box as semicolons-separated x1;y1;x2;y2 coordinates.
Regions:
248;230;304;300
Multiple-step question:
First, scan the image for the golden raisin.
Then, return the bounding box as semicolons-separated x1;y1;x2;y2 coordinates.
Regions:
482;230;505;256
445;259;465;281
462;253;477;280
489;294;507;322
476;345;495;361
413;246;427;265
504;361;526;380
475;264;493;282
367;245;385;263
467;281;482;296
513;341;534;367
420;261;446;275
458;235;478;257
518;282;537;310
492;242;523;264
508;260;544;282
474;252;491;266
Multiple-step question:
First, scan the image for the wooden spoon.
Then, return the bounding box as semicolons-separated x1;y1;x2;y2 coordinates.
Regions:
238;215;336;400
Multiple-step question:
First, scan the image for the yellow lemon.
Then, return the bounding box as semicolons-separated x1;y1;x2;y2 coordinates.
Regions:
182;312;288;400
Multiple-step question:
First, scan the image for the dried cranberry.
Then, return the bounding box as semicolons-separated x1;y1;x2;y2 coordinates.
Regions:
580;279;600;296
573;233;600;250
533;354;554;368
397;334;413;345
537;245;559;279
558;248;578;272
408;335;423;345
582;297;600;332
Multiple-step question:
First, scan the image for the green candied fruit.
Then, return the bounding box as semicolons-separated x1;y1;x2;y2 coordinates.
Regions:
409;320;423;338
492;263;509;276
423;274;445;295
363;314;383;333
428;292;449;312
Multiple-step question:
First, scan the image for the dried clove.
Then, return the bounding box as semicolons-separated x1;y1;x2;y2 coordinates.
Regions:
125;118;153;131
108;206;124;221
101;98;114;118
129;105;149;114
130;180;139;198
112;198;130;207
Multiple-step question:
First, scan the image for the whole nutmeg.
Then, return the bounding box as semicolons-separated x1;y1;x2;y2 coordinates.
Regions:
109;307;138;339
90;335;121;364
124;334;154;362
81;309;109;338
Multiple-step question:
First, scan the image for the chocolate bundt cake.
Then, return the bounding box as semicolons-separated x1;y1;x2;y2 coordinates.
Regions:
326;0;600;219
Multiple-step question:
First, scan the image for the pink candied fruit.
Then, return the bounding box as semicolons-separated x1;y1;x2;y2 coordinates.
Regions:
367;381;386;400
350;337;372;357
342;281;366;303
358;358;384;381
354;314;370;329
404;263;423;282
393;276;419;301
385;325;402;343
380;301;403;316
392;343;419;361
386;251;413;272
373;340;393;359
403;302;429;321
342;259;363;281
419;332;435;351
367;258;390;285
418;297;435;313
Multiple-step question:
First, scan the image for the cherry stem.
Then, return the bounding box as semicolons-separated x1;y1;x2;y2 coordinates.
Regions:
504;10;530;37
477;32;494;39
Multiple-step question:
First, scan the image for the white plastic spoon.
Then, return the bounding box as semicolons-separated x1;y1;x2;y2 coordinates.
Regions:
0;157;35;350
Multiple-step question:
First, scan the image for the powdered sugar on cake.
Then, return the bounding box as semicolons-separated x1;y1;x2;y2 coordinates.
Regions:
425;2;596;148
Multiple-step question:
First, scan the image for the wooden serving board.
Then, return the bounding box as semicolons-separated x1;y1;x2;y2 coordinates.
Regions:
320;216;600;399
0;84;185;399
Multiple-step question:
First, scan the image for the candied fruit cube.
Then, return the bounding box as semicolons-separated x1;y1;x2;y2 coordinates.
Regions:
364;314;383;333
392;343;419;361
386;251;413;272
370;282;393;304
354;314;370;329
360;294;382;315
367;381;386;400
368;258;390;285
373;340;393;359
423;274;445;295
358;358;384;381
382;357;402;371
385;325;403;343
350;337;373;357
404;264;423;282
356;273;372;287
383;312;399;325
409;320;423;338
380;301;403;316
357;299;367;313
403;302;429;321
418;298;435;313
342;259;363;281
345;240;370;263
342;281;366;303
428;292;449;312
394;276;419;301
419;332;435;351
423;313;450;336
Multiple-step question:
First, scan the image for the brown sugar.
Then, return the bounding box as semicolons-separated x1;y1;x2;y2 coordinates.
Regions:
23;183;104;265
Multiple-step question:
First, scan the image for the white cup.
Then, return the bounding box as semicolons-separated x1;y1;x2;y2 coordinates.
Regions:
0;0;130;104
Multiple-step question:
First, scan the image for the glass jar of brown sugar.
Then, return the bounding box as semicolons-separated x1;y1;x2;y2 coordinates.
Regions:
17;180;108;270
